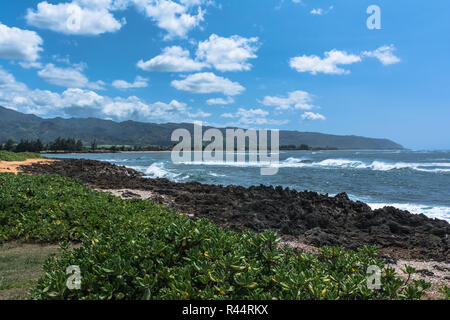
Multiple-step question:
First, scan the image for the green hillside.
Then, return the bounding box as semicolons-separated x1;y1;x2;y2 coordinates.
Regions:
0;106;403;150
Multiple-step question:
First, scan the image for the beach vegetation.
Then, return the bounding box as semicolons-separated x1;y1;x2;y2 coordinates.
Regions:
0;151;42;162
0;173;445;300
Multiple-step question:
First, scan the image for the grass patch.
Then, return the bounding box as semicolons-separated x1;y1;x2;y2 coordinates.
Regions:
0;242;60;300
0;151;42;162
0;173;444;300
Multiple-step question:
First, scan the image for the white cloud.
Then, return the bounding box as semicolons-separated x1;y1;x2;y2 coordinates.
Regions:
75;0;130;11
221;108;267;125
310;8;324;15
137;46;206;72
138;34;260;73
26;1;125;35
196;34;259;72
290;46;400;75
310;6;333;16
187;110;211;118
262;90;317;110
132;0;208;39
19;61;44;69
112;76;148;89
220;112;234;118
171;72;245;96
37;64;105;90
206;97;234;105
301;112;326;121
0;66;208;122
362;45;401;66
25;1;213;38
290;50;362;75
0;23;43;61
0;67;100;116
102;97;188;120
221;108;288;126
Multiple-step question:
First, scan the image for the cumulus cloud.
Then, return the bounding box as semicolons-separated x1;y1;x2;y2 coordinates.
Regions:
25;1;213;38
26;1;125;35
138;34;259;73
102;97;188;120
301;112;326;121
206;97;234;105
0;23;43;61
132;0;209;39
112;76;148;89
137;46;206;72
290;46;400;75
37;64;105;90
362;45;401;65
171;72;245;96
262;90;317;111
0;66;100;116
290;50;362;75
0;66;209;122
196;34;260;72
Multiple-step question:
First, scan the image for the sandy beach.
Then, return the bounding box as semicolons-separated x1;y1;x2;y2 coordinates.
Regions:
0;159;56;174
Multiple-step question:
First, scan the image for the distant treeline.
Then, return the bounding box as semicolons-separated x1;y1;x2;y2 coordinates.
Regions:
0;138;82;153
0;138;172;153
0;138;338;153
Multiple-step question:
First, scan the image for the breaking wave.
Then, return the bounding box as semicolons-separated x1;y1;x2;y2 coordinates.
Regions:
368;203;450;222
144;163;185;180
179;157;450;173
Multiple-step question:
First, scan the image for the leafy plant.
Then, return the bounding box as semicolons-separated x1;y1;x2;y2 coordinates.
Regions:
0;173;442;300
439;286;450;300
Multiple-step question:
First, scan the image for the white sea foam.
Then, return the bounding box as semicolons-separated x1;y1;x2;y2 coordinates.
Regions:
368;203;450;222
209;172;226;177
278;158;450;172
144;163;181;180
180;157;450;173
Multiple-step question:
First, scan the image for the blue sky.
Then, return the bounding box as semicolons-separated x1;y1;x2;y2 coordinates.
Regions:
0;0;449;149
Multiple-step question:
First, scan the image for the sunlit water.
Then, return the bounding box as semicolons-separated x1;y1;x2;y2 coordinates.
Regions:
46;150;450;222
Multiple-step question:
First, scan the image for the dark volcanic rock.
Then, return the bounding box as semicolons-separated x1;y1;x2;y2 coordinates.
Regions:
20;158;450;261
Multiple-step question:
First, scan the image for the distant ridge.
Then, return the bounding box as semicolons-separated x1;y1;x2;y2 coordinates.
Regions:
0;106;403;149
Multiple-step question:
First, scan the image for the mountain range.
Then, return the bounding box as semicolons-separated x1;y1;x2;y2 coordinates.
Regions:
0;106;403;149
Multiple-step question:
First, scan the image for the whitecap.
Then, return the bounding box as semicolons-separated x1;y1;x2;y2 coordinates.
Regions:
144;163;181;180
368;203;450;222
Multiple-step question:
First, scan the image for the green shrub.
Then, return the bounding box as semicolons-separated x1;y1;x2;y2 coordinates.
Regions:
0;173;442;300
0;151;42;162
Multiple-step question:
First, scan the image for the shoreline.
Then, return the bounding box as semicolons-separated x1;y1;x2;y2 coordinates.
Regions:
17;158;450;263
0;159;56;174
2;157;448;298
41;148;411;155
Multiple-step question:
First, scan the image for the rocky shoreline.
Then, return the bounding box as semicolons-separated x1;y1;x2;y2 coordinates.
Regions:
20;158;450;262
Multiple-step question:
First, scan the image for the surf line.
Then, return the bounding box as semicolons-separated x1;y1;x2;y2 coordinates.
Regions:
170;122;280;176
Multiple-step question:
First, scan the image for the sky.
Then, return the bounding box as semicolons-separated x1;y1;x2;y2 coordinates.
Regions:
0;0;449;149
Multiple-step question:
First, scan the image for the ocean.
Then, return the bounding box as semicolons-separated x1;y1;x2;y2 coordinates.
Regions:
45;150;450;222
